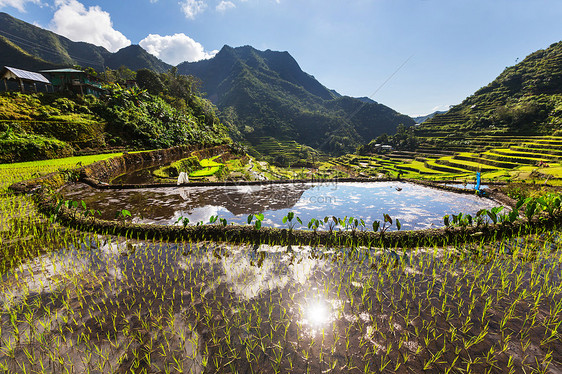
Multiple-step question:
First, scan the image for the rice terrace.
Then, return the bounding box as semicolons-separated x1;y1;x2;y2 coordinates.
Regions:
2;2;562;373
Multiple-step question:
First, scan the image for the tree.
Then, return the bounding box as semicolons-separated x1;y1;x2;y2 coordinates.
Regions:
136;69;164;95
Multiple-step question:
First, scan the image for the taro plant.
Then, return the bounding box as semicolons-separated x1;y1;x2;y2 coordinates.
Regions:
524;198;538;222
176;216;190;227
324;216;339;233
115;209;132;222
338;216;351;231
453;212;472;228
58;199;81;219
247;213;265;230
338;216;365;233
50;196;67;222
80;200;100;218
307;218;324;233
372;214;401;234
475;209;488;227
499;199;524;225
351;218;366;232
443;214;450;228
536;193;562;219
209;215;228;227
485;207;503;225
282;212;302;231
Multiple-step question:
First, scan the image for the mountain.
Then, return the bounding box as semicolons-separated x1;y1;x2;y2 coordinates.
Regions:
105;45;172;73
0;35;60;71
178;45;414;156
0;13;413;158
413;111;446;124
417;41;562;137
355;97;377;104
0;12;171;73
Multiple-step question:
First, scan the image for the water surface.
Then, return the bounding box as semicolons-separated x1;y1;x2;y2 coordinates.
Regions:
61;181;500;230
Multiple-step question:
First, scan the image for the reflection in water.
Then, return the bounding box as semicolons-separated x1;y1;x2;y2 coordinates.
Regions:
61;181;500;229
111;165;162;185
1;233;561;373
303;298;332;329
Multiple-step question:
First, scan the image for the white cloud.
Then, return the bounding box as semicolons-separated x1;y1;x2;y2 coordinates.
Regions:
140;33;217;65
49;0;131;53
180;0;206;19
216;0;235;12
0;0;40;12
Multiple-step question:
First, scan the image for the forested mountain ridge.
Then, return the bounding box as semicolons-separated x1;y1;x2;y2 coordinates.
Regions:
177;45;415;156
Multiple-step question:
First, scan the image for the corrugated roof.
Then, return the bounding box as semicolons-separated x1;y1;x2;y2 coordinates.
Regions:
2;66;51;84
39;68;85;74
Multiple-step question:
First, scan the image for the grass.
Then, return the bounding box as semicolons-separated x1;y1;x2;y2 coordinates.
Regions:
189;166;221;177
189;155;223;178
1;152;562;373
0;153;130;191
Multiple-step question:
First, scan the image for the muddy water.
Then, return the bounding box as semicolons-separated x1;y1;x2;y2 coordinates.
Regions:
2;234;561;373
60;181;500;230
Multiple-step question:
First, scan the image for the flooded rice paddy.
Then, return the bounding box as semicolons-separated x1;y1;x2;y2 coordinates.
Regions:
60;181;500;230
1;226;562;373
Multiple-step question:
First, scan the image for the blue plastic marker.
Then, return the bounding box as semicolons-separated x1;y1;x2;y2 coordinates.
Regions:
475;172;481;193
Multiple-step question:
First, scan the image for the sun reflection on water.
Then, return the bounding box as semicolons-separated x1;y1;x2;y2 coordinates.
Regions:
301;296;338;334
307;300;329;326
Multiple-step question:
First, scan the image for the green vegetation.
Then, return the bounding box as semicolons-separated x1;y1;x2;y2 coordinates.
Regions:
417;41;562;139
178;45;415;158
2;156;562;372
3;16;562;372
357;123;419;154
0;12;171;72
346;134;562;184
0;82;230;162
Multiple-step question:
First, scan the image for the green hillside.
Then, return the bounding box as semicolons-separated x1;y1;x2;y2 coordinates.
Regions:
178;45;415;158
0;12;171;73
417;41;562;139
0;35;60;71
0;84;230;163
340;41;562;184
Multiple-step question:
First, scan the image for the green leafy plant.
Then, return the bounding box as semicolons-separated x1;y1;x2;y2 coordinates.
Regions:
373;214;401;234
115;209;132;221
247;213;265;230
536;194;562;218
176;216;190;227
307;218;324;233
486;207;504;225
282;212;302;230
324;216;339;233
524;198;538;222
80;200;100;218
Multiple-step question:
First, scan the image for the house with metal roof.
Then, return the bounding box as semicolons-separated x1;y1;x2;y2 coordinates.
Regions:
1;66;52;93
39;68;105;97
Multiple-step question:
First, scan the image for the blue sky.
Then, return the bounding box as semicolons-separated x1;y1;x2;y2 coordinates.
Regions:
2;0;562;116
